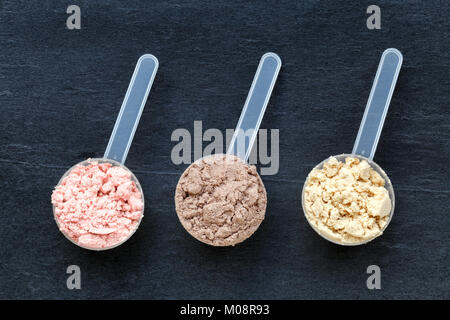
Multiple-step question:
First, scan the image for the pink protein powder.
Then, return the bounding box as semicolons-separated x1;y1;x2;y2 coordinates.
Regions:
51;161;144;249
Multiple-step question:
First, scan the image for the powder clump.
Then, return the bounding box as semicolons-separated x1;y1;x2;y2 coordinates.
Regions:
175;154;267;246
303;156;391;244
51;161;143;249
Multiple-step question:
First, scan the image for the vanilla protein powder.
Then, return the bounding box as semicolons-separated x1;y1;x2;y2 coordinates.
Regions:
175;154;267;246
303;156;392;244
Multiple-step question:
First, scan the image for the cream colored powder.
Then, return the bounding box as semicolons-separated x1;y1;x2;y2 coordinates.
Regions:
175;154;267;246
303;156;391;244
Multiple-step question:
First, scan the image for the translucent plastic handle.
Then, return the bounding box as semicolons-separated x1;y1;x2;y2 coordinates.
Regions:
104;54;159;164
353;48;402;161
227;52;281;162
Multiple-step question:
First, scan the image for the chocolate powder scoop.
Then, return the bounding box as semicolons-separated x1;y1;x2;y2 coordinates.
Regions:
175;154;267;246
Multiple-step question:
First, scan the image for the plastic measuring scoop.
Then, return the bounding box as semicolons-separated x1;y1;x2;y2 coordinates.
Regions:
105;54;159;164
353;48;403;160
174;53;281;247
227;52;282;162
301;48;402;246
52;54;159;250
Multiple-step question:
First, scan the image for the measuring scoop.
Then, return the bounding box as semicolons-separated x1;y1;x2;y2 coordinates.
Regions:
227;52;282;161
174;53;281;246
52;54;159;250
302;48;402;245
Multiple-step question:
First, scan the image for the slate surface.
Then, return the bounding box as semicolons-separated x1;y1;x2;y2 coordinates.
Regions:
0;0;448;299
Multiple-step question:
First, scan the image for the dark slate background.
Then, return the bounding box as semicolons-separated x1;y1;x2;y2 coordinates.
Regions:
0;0;449;299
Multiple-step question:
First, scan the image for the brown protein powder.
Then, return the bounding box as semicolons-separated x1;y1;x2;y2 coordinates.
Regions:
175;154;267;246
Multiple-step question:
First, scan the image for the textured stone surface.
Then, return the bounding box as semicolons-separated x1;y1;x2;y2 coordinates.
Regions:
0;0;448;299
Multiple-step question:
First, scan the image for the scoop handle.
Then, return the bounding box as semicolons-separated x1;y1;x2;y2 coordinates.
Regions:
104;54;159;164
352;48;402;161
227;52;281;162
